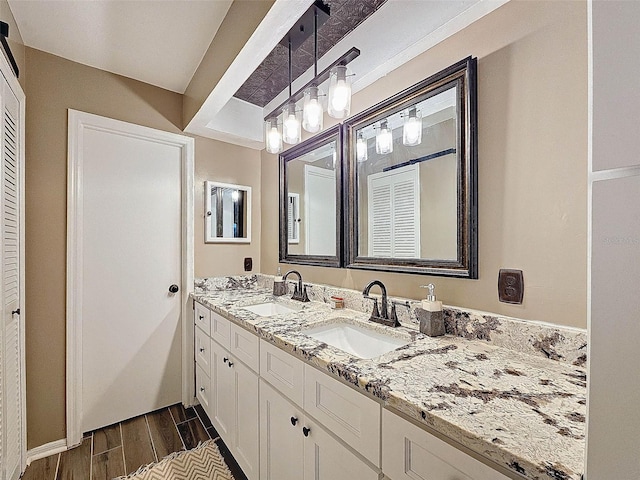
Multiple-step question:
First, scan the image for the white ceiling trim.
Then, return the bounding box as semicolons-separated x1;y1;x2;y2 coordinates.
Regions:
183;0;314;141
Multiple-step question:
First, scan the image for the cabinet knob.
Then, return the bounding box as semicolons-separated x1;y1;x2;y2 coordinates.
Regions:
199;347;205;353
11;308;20;316
228;361;234;367
200;387;205;393
223;357;228;364
290;416;298;426
199;315;204;320
302;426;311;437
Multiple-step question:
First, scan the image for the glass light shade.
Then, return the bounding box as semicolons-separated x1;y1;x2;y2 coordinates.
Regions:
327;65;352;119
375;120;393;154
282;103;301;145
302;86;324;133
403;108;422;146
265;118;282;154
356;134;368;162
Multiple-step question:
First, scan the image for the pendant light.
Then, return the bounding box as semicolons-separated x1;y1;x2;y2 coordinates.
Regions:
328;64;352;119
265;117;282;154
302;8;324;133
375;119;393;154
402;107;422;146
282;39;301;144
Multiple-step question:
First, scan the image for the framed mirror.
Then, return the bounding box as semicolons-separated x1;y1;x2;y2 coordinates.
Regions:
205;181;252;243
344;57;477;277
279;125;342;267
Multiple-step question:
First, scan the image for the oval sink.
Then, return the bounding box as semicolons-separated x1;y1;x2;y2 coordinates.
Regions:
303;321;409;359
243;302;298;317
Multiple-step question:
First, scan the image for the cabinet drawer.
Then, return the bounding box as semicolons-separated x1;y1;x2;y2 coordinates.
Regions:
195;326;210;370
382;409;510;480
211;310;231;349
196;364;211;415
194;301;210;336
260;340;304;407
230;323;259;373
304;364;381;467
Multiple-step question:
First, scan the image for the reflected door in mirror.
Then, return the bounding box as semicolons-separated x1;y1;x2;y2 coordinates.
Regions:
205;181;252;243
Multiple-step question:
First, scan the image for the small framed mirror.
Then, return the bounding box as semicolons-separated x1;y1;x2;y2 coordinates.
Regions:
205;181;252;243
344;57;477;277
280;125;342;267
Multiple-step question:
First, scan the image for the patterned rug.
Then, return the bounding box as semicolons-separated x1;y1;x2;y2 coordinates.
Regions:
115;440;234;480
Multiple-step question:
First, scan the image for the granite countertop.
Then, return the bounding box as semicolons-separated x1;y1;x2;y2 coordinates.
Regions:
192;283;586;480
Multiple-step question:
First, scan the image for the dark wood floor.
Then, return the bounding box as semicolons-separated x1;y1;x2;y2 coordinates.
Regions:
21;404;248;480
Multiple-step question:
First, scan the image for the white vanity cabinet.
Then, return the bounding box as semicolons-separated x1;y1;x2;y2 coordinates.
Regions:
194;302;259;480
260;379;379;480
382;409;510;480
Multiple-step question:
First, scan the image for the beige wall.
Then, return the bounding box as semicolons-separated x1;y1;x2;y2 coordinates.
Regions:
194;137;261;277
24;47;262;448
262;0;588;329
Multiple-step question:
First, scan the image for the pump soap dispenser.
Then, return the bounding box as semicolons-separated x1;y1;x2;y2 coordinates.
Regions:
273;267;287;296
417;284;445;337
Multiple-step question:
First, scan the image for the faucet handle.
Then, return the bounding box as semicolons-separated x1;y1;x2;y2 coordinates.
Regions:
301;284;311;302
364;295;380;318
389;300;409;327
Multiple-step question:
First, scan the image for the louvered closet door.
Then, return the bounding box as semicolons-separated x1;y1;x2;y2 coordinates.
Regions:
1;75;23;480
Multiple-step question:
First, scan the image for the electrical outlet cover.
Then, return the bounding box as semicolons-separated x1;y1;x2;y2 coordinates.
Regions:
498;269;524;304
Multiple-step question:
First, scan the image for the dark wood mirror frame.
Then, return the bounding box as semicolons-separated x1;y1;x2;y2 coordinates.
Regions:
343;57;478;278
279;124;343;267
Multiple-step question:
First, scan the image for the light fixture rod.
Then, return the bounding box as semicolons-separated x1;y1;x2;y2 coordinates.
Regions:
288;38;293;98
264;47;360;121
313;8;318;78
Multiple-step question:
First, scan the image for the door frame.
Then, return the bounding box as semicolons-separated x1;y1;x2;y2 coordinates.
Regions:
66;110;194;447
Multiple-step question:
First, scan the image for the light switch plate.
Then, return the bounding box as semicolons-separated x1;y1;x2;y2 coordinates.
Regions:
498;269;524;304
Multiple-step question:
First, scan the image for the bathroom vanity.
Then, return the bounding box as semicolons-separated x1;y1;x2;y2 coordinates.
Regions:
191;275;586;480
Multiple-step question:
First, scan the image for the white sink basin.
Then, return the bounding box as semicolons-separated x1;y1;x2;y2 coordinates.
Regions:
243;302;298;317
303;322;409;359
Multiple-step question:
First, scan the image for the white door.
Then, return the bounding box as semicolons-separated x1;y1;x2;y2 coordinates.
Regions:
67;110;194;438
304;165;336;255
1;70;25;480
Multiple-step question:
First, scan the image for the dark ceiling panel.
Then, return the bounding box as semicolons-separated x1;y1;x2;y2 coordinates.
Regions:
233;0;388;108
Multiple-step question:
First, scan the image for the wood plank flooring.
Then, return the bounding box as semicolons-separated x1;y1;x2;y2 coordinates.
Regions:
21;403;247;480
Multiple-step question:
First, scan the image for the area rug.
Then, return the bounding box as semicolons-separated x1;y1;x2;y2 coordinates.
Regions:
115;440;234;480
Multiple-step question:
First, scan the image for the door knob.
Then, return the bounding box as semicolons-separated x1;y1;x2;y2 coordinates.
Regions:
169;284;179;293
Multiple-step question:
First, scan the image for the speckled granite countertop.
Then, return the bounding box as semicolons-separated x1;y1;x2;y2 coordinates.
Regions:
192;278;586;480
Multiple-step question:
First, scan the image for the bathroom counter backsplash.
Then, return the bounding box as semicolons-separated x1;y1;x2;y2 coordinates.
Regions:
195;274;587;366
193;274;586;480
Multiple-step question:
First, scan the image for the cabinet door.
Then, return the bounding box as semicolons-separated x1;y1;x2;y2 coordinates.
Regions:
233;360;259;480
195;364;211;414
210;339;234;442
382;409;509;480
303;416;380;480
260;380;304;480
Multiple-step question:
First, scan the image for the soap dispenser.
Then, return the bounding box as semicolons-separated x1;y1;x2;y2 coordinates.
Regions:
417;284;445;337
273;267;287;296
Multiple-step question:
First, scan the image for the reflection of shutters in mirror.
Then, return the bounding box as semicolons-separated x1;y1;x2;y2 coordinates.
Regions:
288;193;300;244
367;164;420;258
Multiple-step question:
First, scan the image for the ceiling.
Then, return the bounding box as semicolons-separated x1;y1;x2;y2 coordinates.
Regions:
8;0;233;93
234;0;387;108
8;0;510;148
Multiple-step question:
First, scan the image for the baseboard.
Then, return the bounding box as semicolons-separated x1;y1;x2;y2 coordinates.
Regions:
26;439;67;465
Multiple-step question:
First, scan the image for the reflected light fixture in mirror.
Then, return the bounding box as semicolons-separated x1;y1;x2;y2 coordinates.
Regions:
375;119;393;154
356;133;368;162
265;117;283;154
403;107;422;146
328;64;352;119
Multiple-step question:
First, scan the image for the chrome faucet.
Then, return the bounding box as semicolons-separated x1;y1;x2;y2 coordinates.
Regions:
362;280;402;327
283;270;310;302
